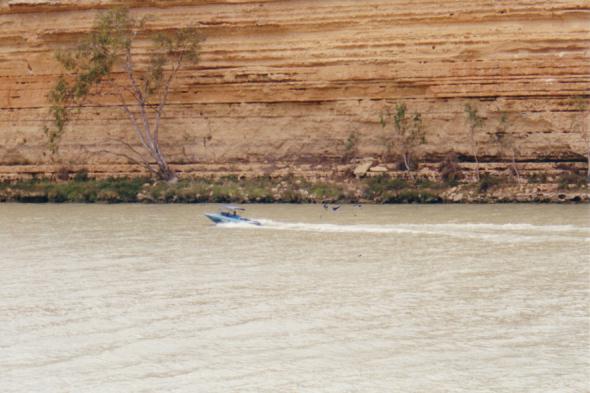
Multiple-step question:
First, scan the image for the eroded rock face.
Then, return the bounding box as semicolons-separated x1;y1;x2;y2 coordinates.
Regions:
0;0;588;179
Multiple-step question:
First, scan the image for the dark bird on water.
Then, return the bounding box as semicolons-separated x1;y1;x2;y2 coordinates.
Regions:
322;203;341;212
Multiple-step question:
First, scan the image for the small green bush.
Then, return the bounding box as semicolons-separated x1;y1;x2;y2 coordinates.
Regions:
527;173;547;184
175;184;209;203
364;175;409;199
558;173;587;189
309;182;345;200
73;169;89;182
244;186;274;203
47;189;67;203
210;185;232;203
342;131;360;162
97;190;121;203
478;174;503;192
280;189;304;203
415;178;439;189
439;152;461;186
99;178;145;201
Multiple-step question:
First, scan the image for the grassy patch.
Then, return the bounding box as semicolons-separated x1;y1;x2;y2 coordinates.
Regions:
308;182;347;201
364;176;409;199
363;175;447;203
382;189;441;203
0;177;149;203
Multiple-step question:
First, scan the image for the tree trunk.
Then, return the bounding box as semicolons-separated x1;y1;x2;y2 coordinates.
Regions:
473;152;480;182
470;129;480;182
156;162;177;183
403;152;411;172
152;149;177;182
511;151;520;183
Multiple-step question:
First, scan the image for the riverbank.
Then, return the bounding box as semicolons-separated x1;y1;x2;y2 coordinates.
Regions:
0;174;587;204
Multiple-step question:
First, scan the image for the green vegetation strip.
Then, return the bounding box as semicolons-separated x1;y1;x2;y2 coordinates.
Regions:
0;172;586;204
0;176;450;204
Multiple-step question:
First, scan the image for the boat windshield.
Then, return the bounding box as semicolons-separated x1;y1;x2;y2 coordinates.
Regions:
221;205;245;217
221;211;240;218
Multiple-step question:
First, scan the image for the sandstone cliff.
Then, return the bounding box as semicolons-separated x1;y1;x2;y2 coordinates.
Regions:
0;0;588;180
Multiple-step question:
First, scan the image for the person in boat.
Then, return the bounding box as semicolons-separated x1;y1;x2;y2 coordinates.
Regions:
221;206;241;218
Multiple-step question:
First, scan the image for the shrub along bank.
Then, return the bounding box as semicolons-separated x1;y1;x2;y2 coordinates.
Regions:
0;174;587;204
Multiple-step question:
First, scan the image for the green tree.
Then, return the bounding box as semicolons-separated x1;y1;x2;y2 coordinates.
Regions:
380;103;425;171
45;8;204;181
342;130;360;162
464;104;486;181
491;112;520;182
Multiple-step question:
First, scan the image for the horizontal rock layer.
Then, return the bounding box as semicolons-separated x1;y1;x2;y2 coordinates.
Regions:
0;0;589;179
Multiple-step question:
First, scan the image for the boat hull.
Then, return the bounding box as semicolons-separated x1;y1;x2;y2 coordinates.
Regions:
205;213;261;226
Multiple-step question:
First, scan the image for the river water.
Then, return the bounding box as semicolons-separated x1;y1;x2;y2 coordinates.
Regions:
0;204;588;392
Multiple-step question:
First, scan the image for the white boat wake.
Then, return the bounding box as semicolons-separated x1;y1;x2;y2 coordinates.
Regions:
217;219;590;243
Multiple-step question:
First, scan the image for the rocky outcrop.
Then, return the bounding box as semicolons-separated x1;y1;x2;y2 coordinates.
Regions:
0;0;588;181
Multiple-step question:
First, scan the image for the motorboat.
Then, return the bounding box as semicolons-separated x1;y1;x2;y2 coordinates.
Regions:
205;205;262;226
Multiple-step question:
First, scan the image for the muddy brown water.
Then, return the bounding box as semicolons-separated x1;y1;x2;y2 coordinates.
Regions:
1;204;588;392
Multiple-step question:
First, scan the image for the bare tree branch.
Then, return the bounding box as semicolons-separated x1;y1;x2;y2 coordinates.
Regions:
124;46;156;152
153;52;184;155
118;92;152;154
97;148;159;177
